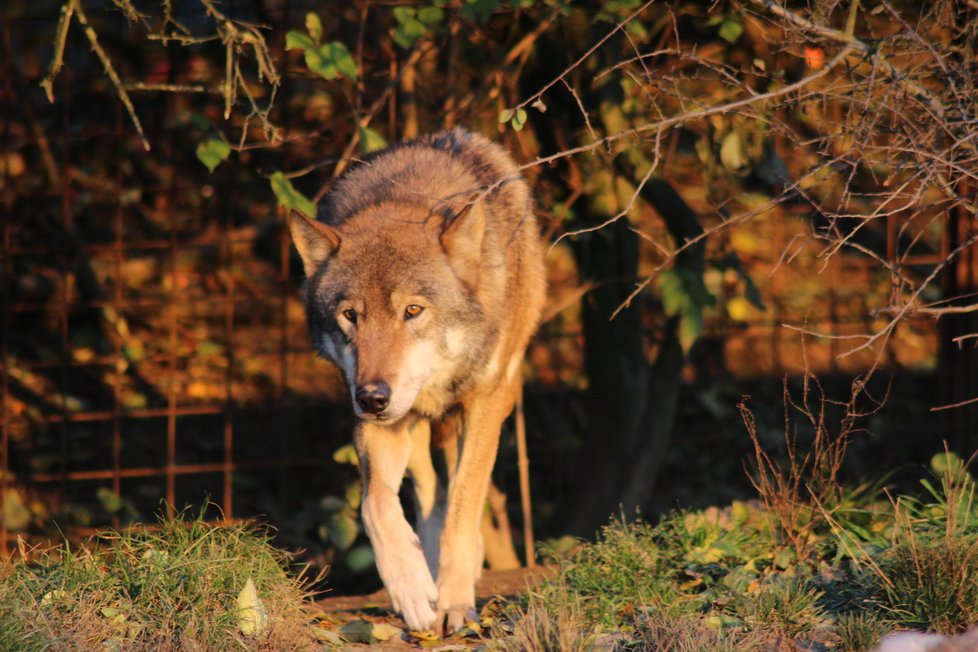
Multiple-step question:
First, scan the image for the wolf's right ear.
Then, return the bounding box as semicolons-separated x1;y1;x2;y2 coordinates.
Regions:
288;210;341;278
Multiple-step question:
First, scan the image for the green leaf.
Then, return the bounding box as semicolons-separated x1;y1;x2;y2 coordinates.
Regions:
393;17;427;48
97;487;124;513
328;509;359;550
305;12;323;44
269;172;317;216
345;545;375;572
498;108;515;123
122;341;145;362
358;125;388;154
677;312;703;355
325;41;358;81
304;41;358;81
718;18;743;44
340;620;376;644
511;108;528;131
417;6;444;25
285;30;315;51
345;480;362;509
931;451;966;477
392;6;416;23
392;7;431;48
195;340;223;359
195;138;231;172
303;47;330;78
461;0;500;24
332;443;359;466
659;269;715;353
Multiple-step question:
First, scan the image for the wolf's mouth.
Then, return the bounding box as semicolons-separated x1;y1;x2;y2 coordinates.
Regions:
356;409;405;425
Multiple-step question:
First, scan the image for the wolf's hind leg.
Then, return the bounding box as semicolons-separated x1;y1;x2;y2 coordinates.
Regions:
357;418;438;631
407;418;446;579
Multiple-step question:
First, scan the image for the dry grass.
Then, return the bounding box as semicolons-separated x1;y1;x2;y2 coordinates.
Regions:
0;510;318;651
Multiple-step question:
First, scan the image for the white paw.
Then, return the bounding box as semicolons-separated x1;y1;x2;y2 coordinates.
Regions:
374;533;438;630
386;563;438;631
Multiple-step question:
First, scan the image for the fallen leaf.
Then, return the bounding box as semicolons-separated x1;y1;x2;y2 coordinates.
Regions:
339;619;375;643
310;625;345;645
236;577;268;637
40;589;68;607
372;622;402;641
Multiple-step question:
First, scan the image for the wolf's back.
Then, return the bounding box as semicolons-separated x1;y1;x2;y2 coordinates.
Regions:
321;127;530;229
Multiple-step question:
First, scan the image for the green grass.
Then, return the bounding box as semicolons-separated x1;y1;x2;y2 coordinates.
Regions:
507;452;978;651
3;454;976;651
0;509;316;651
833;611;891;652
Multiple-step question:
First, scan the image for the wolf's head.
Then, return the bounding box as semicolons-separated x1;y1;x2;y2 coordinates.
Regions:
288;202;486;424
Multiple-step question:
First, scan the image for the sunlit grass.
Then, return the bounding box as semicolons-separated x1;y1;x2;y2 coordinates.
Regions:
0;508;316;651
509;452;978;650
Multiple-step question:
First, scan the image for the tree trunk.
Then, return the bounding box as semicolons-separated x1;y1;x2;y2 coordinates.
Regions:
564;171;704;537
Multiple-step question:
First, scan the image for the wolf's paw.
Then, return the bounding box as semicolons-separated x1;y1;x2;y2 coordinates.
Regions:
387;567;438;631
437;605;478;636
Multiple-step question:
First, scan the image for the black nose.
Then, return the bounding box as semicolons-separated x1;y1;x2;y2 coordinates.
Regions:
355;382;391;415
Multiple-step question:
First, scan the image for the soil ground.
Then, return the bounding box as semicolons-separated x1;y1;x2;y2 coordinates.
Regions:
314;566;553;649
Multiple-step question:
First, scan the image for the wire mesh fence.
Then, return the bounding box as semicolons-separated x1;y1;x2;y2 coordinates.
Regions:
0;0;353;552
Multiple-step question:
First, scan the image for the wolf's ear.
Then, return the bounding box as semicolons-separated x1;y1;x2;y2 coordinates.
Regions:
288;210;341;278
440;199;485;273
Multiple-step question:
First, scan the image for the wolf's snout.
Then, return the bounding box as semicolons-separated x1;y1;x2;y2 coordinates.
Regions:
355;382;391;415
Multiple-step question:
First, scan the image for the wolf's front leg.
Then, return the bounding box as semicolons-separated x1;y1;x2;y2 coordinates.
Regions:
356;418;438;631
436;388;516;634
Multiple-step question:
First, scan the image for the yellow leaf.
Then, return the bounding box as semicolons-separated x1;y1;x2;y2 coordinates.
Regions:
720;130;748;170
727;296;753;321
372;622;402;641
40;590;68;607
236;577;268;637
2;489;32;531
186;381;210;399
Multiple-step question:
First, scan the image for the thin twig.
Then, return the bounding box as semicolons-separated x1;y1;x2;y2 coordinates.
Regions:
40;0;76;103
515;0;656;112
515;46;853;174
73;0;150;151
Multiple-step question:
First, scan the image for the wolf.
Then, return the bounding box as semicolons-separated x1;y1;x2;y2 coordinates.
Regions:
288;127;546;633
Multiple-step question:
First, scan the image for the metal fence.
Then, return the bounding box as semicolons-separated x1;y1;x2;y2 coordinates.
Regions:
0;0;353;553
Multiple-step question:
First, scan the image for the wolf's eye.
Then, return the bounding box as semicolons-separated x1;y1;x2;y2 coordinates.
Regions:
404;304;424;319
341;308;357;324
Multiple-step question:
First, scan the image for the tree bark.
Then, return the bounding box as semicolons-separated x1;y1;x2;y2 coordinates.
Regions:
565;170;704;537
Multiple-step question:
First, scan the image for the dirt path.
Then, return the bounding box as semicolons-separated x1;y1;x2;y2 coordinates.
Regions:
312;567;553;649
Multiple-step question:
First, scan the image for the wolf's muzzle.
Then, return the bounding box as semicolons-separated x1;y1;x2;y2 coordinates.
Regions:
355;381;391;415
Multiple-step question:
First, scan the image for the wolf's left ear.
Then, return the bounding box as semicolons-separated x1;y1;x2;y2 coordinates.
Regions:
288;210;341;278
440;199;486;274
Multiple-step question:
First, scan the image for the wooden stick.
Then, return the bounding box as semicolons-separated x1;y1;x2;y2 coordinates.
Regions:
514;380;535;568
